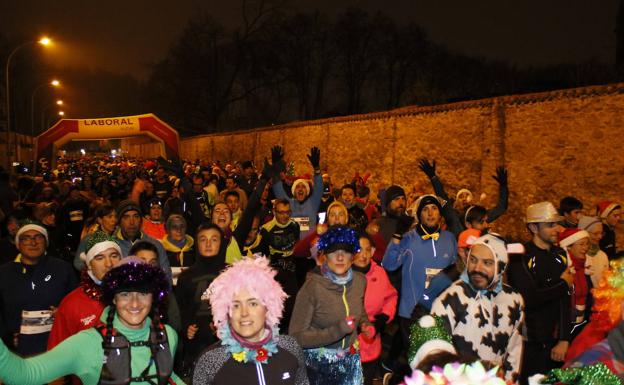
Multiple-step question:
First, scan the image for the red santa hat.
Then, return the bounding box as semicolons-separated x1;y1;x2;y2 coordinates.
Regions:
558;228;589;249
596;200;621;219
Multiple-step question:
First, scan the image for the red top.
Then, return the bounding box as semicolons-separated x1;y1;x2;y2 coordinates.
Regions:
358;261;398;362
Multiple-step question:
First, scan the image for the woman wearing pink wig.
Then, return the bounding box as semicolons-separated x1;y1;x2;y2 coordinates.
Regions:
192;257;309;385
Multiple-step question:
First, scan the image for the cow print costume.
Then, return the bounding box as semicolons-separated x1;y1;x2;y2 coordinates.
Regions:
432;234;524;383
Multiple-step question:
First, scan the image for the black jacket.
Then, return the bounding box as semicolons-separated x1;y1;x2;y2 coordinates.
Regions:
0;254;77;355
507;241;571;342
192;335;309;385
600;224;617;260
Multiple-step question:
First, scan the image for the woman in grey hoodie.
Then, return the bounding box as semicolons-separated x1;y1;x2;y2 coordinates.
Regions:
289;226;373;385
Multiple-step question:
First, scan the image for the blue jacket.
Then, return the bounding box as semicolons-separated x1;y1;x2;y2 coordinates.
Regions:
382;229;457;318
273;172;323;240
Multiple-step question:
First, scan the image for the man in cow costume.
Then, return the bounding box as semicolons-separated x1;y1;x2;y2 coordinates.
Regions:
431;233;525;382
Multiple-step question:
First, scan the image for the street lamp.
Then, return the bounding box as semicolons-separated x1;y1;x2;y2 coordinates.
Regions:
58;111;65;116
4;36;53;169
56;100;63;106
30;79;60;137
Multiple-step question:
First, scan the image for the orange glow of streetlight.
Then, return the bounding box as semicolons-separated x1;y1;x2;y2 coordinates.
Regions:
39;37;52;46
58;111;65;116
56;100;63;106
51;79;60;86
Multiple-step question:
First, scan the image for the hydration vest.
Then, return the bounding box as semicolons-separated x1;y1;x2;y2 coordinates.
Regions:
95;321;174;385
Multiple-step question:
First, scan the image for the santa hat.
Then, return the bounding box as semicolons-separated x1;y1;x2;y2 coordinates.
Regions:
291;179;310;196
596;201;621;219
558;228;589;249
15;221;48;246
80;231;122;266
456;188;473;202
407;315;456;370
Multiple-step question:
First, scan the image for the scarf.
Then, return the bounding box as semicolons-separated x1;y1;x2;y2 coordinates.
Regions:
416;224;440;241
219;324;278;364
571;254;589;323
321;262;353;285
162;235;194;266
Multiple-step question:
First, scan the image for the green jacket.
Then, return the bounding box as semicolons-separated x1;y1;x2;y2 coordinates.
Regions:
0;307;184;385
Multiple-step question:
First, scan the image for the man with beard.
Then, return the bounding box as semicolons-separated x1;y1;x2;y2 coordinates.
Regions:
432;234;525;382
367;185;413;261
507;201;575;384
340;184;368;232
271;146;323;240
382;195;457;343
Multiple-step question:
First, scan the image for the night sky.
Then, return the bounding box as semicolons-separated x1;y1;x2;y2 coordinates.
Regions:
1;0;619;79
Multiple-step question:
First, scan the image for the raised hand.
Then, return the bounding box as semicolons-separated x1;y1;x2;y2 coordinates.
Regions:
418;158;437;179
307;146;321;170
492;166;508;186
271;145;284;165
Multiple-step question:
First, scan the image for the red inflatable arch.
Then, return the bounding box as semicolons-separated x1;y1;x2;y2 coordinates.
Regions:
35;113;180;170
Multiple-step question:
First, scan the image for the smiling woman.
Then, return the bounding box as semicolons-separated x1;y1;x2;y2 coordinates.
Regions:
0;258;185;385
192;257;309;385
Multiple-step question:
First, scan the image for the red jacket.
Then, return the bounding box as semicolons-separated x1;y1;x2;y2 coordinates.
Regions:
48;284;105;385
358;261;398;362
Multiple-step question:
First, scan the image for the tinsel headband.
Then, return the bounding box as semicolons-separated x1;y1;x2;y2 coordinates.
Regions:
101;257;169;305
317;226;360;255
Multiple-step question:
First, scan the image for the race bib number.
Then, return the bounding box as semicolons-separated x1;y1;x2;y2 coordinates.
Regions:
20;310;54;335
293;217;310;232
424;268;443;289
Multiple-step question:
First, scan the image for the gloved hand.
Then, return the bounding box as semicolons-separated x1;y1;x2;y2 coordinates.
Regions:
394;214;414;235
492;166;508;187
418;158;437;179
307;146;321;170
271;145;284;165
360;323;376;342
373;313;389;335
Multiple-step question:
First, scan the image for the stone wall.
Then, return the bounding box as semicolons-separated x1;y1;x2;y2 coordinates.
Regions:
153;83;624;242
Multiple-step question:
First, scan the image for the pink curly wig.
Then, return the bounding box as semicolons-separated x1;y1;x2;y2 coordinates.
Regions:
203;257;287;333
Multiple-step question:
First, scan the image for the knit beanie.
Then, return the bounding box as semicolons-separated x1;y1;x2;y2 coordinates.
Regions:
165;214;187;231
407;315;456;369
416;194;442;222
577;216;602;231
117;199;142;218
15;220;49;246
384;185;406;208
558;228;589;249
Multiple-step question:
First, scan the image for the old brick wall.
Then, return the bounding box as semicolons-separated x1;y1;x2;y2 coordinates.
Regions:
157;83;624;242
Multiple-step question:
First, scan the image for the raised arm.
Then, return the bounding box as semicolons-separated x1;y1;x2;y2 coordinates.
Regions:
418;158;451;202
486;166;508;223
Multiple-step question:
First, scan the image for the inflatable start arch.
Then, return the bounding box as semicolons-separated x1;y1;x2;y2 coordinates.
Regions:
35;113;180;169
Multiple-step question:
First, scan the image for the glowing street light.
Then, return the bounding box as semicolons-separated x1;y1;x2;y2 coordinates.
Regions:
58;111;65;116
56;100;63;106
31;79;62;137
5;36;54;169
